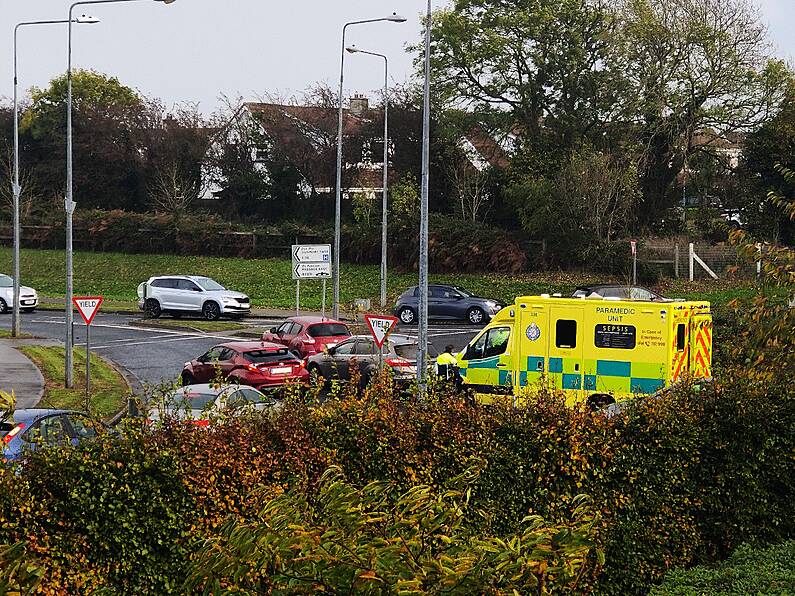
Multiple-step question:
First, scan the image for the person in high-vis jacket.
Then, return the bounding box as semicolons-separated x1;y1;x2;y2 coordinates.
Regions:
435;345;459;379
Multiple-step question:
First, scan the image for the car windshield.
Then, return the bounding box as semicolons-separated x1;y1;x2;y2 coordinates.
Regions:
453;286;473;297
0;275;12;288
195;277;225;291
242;350;296;364
307;323;350;338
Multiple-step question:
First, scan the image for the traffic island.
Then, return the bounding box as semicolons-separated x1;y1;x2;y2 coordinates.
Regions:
128;318;249;333
18;346;131;419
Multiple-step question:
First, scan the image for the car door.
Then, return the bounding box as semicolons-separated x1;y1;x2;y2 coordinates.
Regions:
156;278;180;310
549;306;584;396
427;286;447;319
353;338;378;379
329;339;356;379
440;286;467;319
287;324;304;354
177;279;204;312
193;346;224;382
217;348;238;379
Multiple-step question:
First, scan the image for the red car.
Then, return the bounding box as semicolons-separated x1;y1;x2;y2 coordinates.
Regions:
181;342;308;390
261;316;351;359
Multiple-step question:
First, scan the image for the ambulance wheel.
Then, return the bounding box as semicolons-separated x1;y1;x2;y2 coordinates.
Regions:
587;394;614;410
467;307;487;325
398;307;417;325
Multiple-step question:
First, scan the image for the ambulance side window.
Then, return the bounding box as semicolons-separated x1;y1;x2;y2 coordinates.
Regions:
676;324;686;351
555;320;577;349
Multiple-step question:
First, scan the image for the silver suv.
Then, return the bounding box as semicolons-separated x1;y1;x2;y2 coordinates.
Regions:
137;276;250;321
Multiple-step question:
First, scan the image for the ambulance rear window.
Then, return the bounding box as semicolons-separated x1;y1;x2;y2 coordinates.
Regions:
676;324;686;351
555;320;577;349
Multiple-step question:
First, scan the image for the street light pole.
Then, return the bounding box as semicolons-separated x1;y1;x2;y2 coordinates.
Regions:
346;46;390;307
417;0;432;391
12;18;96;338
332;13;405;320
64;0;175;388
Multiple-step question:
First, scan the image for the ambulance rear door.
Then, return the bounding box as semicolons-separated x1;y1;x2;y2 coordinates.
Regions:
689;312;713;380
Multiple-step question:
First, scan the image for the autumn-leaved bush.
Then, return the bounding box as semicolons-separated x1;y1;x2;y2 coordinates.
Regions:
185;464;602;594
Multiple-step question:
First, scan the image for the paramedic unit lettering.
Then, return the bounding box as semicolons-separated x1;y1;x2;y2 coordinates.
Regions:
457;295;712;407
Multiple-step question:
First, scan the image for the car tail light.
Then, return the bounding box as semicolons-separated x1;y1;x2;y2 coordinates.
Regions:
3;423;25;444
245;364;261;373
386;358;411;368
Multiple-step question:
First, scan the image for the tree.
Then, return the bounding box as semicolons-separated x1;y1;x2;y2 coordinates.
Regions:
509;144;640;265
612;0;788;226
428;0;619;176
20;70;149;211
737;74;795;244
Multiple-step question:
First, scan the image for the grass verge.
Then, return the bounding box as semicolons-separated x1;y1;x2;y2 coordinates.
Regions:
129;319;247;332
1;246;759;310
0;329;33;339
18;346;130;419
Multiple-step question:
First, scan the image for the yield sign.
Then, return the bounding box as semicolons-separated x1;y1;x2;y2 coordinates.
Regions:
73;296;103;325
364;314;398;348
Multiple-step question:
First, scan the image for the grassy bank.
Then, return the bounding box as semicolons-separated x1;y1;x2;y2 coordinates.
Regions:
1;246;757;310
128;319;248;332
19;346;129;419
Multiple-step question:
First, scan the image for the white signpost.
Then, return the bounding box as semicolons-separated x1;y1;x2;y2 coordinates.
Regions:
292;244;332;316
73;296;103;409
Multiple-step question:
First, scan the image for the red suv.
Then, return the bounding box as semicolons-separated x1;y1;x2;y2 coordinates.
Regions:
261;316;351;359
181;342;308;390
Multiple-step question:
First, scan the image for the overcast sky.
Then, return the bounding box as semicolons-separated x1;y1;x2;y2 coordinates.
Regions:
2;0;794;114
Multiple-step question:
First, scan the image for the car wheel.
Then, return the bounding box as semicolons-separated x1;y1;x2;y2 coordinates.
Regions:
181;372;195;387
145;298;161;319
202;301;221;321
0;299;8;314
398;306;417;325
467;307;487;325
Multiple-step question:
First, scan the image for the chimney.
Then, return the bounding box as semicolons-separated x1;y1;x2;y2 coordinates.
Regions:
349;94;369;116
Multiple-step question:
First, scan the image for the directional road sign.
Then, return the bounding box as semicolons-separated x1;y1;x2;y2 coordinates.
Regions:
294;262;332;279
292;244;331;280
364;314;399;348
72;296;103;325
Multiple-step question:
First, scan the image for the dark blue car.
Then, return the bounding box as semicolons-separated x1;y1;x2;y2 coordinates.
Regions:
1;409;102;464
394;285;505;326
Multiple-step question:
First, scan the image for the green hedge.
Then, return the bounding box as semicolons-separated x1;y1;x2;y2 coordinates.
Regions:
0;372;792;593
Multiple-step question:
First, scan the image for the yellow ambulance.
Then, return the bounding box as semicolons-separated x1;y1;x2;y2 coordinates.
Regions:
457;294;712;407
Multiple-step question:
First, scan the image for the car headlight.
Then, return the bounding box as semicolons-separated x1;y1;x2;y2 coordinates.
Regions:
221;296;236;304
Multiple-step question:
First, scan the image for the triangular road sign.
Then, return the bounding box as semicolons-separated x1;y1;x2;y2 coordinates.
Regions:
364;314;399;348
73;296;104;325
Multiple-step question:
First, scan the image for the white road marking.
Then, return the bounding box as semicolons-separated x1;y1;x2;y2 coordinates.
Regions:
91;335;218;350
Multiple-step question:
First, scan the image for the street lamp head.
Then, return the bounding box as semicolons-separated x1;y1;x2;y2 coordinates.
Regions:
386;13;407;22
346;46;360;54
155;0;178;4
75;14;100;24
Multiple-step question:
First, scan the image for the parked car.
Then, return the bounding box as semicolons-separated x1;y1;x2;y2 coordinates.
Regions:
147;384;279;425
571;284;669;302
181;341;308;390
394;285;505;326
261;316;351;359
137;275;250;321
305;334;429;388
1;409;103;464
0;274;38;314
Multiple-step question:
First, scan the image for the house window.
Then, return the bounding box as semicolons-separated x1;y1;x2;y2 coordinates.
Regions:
556;320;577;349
